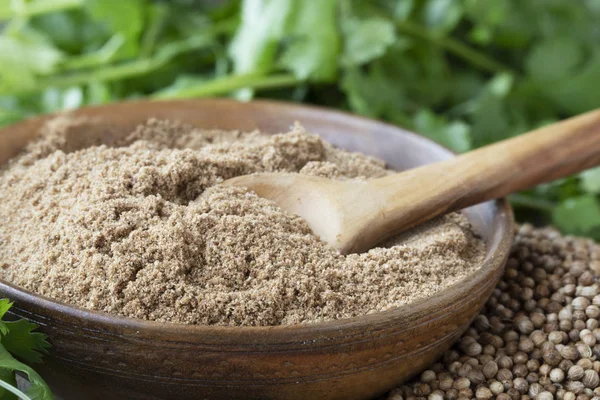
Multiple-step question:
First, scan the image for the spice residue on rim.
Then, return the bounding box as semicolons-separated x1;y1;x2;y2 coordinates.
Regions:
0;116;485;326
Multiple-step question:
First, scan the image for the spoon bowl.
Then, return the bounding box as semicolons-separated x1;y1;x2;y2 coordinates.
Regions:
0;99;513;400
226;109;600;255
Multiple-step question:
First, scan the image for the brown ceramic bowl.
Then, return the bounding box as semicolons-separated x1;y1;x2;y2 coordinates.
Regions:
0;99;513;400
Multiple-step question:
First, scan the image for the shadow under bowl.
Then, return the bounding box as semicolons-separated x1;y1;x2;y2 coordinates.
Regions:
0;99;514;400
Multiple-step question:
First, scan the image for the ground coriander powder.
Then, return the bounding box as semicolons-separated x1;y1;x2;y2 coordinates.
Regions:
0;117;485;326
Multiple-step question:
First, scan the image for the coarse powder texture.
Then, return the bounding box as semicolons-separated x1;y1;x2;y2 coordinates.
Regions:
0;117;485;326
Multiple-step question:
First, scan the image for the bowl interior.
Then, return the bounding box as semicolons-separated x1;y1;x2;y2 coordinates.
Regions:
0;98;513;339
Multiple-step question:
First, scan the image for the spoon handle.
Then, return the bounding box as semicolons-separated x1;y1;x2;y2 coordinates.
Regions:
436;108;600;207
362;108;600;254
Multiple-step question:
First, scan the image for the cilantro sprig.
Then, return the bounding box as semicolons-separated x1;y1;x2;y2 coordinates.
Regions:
1;0;600;237
0;300;53;400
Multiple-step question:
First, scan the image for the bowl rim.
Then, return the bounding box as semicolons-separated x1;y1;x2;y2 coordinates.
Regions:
0;98;514;339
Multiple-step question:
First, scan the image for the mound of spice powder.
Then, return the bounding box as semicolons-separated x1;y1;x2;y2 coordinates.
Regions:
0;117;484;326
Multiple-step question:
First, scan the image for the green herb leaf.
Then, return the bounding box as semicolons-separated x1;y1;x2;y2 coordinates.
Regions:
2;319;51;365
228;0;294;99
525;37;583;82
341;17;396;66
0;367;17;400
553;195;600;238
0;344;53;400
421;0;463;36
85;0;145;58
580;167;600;194
0;35;63;92
279;0;340;81
0;300;13;336
413;109;471;153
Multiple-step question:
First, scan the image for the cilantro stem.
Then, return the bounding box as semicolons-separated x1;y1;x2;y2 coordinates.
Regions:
152;73;302;99
0;0;84;20
396;20;515;75
0;35;215;96
509;193;555;212
0;378;32;400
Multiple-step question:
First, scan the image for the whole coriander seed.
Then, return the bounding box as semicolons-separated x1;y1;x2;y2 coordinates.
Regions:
531;331;547;347
539;363;552;376
577;344;593;358
497;368;513;382
527;359;541;372
569;365;585;380
580;329;597;347
428;390;443;400
550;368;565;382
498;356;514;369
520;338;535;352
529;382;543;397
527;372;540;384
566;380;585;394
506;387;521;399
562;346;580;361
514;364;529;377
514;377;529;393
457;363;472;377
560;360;575;371
514;351;529;364
467;369;485;385
415;382;432;396
561;320;574;331
483;360;498;379
476;387;493;399
453;377;470;390
420;370;436;383
550;331;564;344
573;297;591;311
578;359;594;370
516;316;535;334
586;305;600;319
559;308;573;321
536;392;554;400
439;378;453;390
582;370;600;388
490;380;504;395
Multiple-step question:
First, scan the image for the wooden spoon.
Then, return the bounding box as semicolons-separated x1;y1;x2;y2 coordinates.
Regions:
225;109;600;254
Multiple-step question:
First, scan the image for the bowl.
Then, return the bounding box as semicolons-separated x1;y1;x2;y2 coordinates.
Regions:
0;99;514;400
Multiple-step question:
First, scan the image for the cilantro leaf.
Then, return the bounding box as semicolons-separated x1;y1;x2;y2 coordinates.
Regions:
0;367;17;400
0;300;13;336
279;0;340;81
341;17;396;66
580;167;600;195
228;0;294;99
553;195;600;239
2;319;51;365
0;344;53;400
413;109;471;153
421;0;463;36
525;37;583;82
85;0;145;58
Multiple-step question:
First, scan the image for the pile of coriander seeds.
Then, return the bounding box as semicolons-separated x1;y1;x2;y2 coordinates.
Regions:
386;225;600;400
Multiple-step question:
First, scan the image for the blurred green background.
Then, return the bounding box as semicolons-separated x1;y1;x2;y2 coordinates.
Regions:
2;0;600;238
